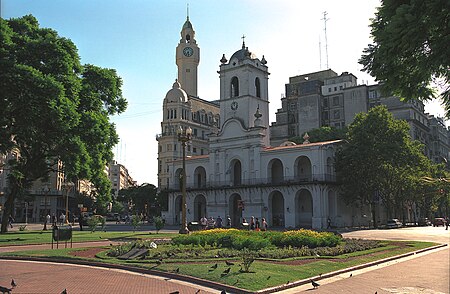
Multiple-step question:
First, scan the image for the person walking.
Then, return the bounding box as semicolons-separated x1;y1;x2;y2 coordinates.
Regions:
250;216;255;230
200;216;207;230
78;213;84;231
8;215;14;228
261;218;268;231
226;215;232;228
445;216;449;230
327;217;332;229
216;216;223;228
45;214;51;228
255;218;261;231
59;212;65;225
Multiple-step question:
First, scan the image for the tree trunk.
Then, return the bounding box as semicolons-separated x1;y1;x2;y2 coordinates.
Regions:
371;202;378;229
1;189;16;233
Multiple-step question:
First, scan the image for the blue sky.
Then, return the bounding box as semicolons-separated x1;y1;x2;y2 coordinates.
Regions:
2;0;446;185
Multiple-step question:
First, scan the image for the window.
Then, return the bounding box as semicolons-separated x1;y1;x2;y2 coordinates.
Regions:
333;96;339;106
328;87;331;93
322;111;329;120
334;86;337;91
323;98;329;107
193;147;197;153
255;77;261;97
186;69;190;72
167;144;172;151
201;149;204;155
174;144;177;151
333;110;340;119
193;128;198;136
231;77;239;97
188;145;191;151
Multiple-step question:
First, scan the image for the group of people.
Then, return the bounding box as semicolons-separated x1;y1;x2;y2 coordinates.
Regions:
245;216;268;231
198;215;268;231
200;215;232;230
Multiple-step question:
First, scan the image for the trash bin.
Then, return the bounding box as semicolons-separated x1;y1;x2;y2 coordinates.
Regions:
52;225;73;249
188;221;200;231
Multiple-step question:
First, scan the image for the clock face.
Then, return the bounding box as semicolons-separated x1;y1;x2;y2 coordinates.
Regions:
183;47;194;57
231;101;238;110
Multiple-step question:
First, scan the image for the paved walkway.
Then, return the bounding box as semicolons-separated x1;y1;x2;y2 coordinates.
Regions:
0;259;219;294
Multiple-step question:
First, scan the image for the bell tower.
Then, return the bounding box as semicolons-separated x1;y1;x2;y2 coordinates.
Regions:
176;12;199;97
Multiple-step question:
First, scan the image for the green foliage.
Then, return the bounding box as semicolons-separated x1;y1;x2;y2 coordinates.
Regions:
290;126;347;144
117;183;158;215
154;216;165;233
111;201;124;214
360;0;449;116
87;215;104;233
0;15;127;233
335;106;433;225
131;215;141;232
240;248;256;272
172;229;342;250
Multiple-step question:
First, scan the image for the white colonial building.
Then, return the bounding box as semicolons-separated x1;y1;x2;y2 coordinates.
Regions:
158;17;378;229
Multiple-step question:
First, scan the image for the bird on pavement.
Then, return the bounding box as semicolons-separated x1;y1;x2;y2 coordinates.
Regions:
0;285;12;294
61;289;67;294
220;291;226;294
349;273;352;277
169;291;179;294
195;290;200;294
225;260;234;266
311;279;320;289
10;279;17;288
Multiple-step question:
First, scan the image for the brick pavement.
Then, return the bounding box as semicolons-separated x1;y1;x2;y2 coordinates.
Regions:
0;259;219;294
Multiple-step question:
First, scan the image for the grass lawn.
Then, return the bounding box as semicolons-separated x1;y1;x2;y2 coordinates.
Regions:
0;240;437;292
0;230;176;246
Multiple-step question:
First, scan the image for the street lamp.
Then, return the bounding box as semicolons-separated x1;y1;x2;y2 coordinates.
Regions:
63;182;74;225
42;185;50;230
177;125;192;234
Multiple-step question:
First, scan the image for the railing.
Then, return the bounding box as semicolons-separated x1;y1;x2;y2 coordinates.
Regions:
168;173;336;190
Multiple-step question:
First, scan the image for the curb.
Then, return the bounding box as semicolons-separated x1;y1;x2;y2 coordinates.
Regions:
0;243;447;294
256;243;448;293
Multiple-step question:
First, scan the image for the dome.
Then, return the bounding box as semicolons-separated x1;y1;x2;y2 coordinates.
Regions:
230;44;257;62
165;80;188;103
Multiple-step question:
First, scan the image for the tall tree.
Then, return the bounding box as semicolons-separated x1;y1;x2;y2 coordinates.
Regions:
0;15;127;233
117;183;159;216
359;0;450;116
290;126;347;144
335;106;431;227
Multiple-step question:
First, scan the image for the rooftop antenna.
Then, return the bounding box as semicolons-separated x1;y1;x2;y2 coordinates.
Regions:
319;35;322;70
322;11;329;69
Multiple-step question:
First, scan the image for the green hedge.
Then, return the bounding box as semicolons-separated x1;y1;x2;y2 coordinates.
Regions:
172;228;341;250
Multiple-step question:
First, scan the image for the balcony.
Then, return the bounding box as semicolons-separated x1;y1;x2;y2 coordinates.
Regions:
166;173;336;191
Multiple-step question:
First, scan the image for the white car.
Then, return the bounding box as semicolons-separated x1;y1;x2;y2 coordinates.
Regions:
386;218;402;229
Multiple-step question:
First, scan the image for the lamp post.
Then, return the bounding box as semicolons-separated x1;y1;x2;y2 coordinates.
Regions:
63;182;74;225
177;125;192;234
42;185;50;230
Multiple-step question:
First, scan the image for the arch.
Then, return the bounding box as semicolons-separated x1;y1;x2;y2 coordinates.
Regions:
294;156;312;182
230;159;242;186
229;193;242;228
193;194;207;221
194;166;207;188
268;191;285;227
174;195;182;225
255;77;261;98
268;158;284;184
295;189;313;228
231;76;239;97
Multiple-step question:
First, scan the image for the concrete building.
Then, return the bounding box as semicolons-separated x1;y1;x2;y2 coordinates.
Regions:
156;16;220;190
108;161;136;198
270;69;449;162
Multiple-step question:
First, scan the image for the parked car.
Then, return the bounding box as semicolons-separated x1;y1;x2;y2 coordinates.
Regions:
433;217;445;227
386;218;402;229
418;218;431;226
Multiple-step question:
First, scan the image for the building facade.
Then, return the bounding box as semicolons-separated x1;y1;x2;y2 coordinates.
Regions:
108;161;136;198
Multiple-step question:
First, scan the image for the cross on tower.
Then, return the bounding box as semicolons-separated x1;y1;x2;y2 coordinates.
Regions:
241;34;246;48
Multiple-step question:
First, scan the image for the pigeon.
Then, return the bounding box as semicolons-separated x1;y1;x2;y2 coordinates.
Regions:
225;260;234;266
232;280;239;286
174;267;180;273
311;279;320;289
195;252;199;256
61;289;67;294
169;292;179;294
349;273;353;277
223;267;231;274
221;291;226;294
210;263;218;269
266;276;271;280
99;236;102;239
195;290;201;294
286;281;290;284
0;286;12;294
10;279;17;288
110;243;113;246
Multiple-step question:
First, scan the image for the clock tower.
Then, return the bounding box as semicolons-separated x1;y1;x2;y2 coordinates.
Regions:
176;15;199;97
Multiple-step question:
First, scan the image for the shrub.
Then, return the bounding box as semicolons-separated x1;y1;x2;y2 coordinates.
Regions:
154;216;165;233
131;215;141;232
240;248;256;272
87;215;103;232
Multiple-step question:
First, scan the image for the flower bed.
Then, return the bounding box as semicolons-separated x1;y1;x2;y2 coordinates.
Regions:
172;228;341;250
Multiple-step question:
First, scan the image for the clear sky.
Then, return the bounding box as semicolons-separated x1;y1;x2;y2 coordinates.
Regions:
2;0;447;186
